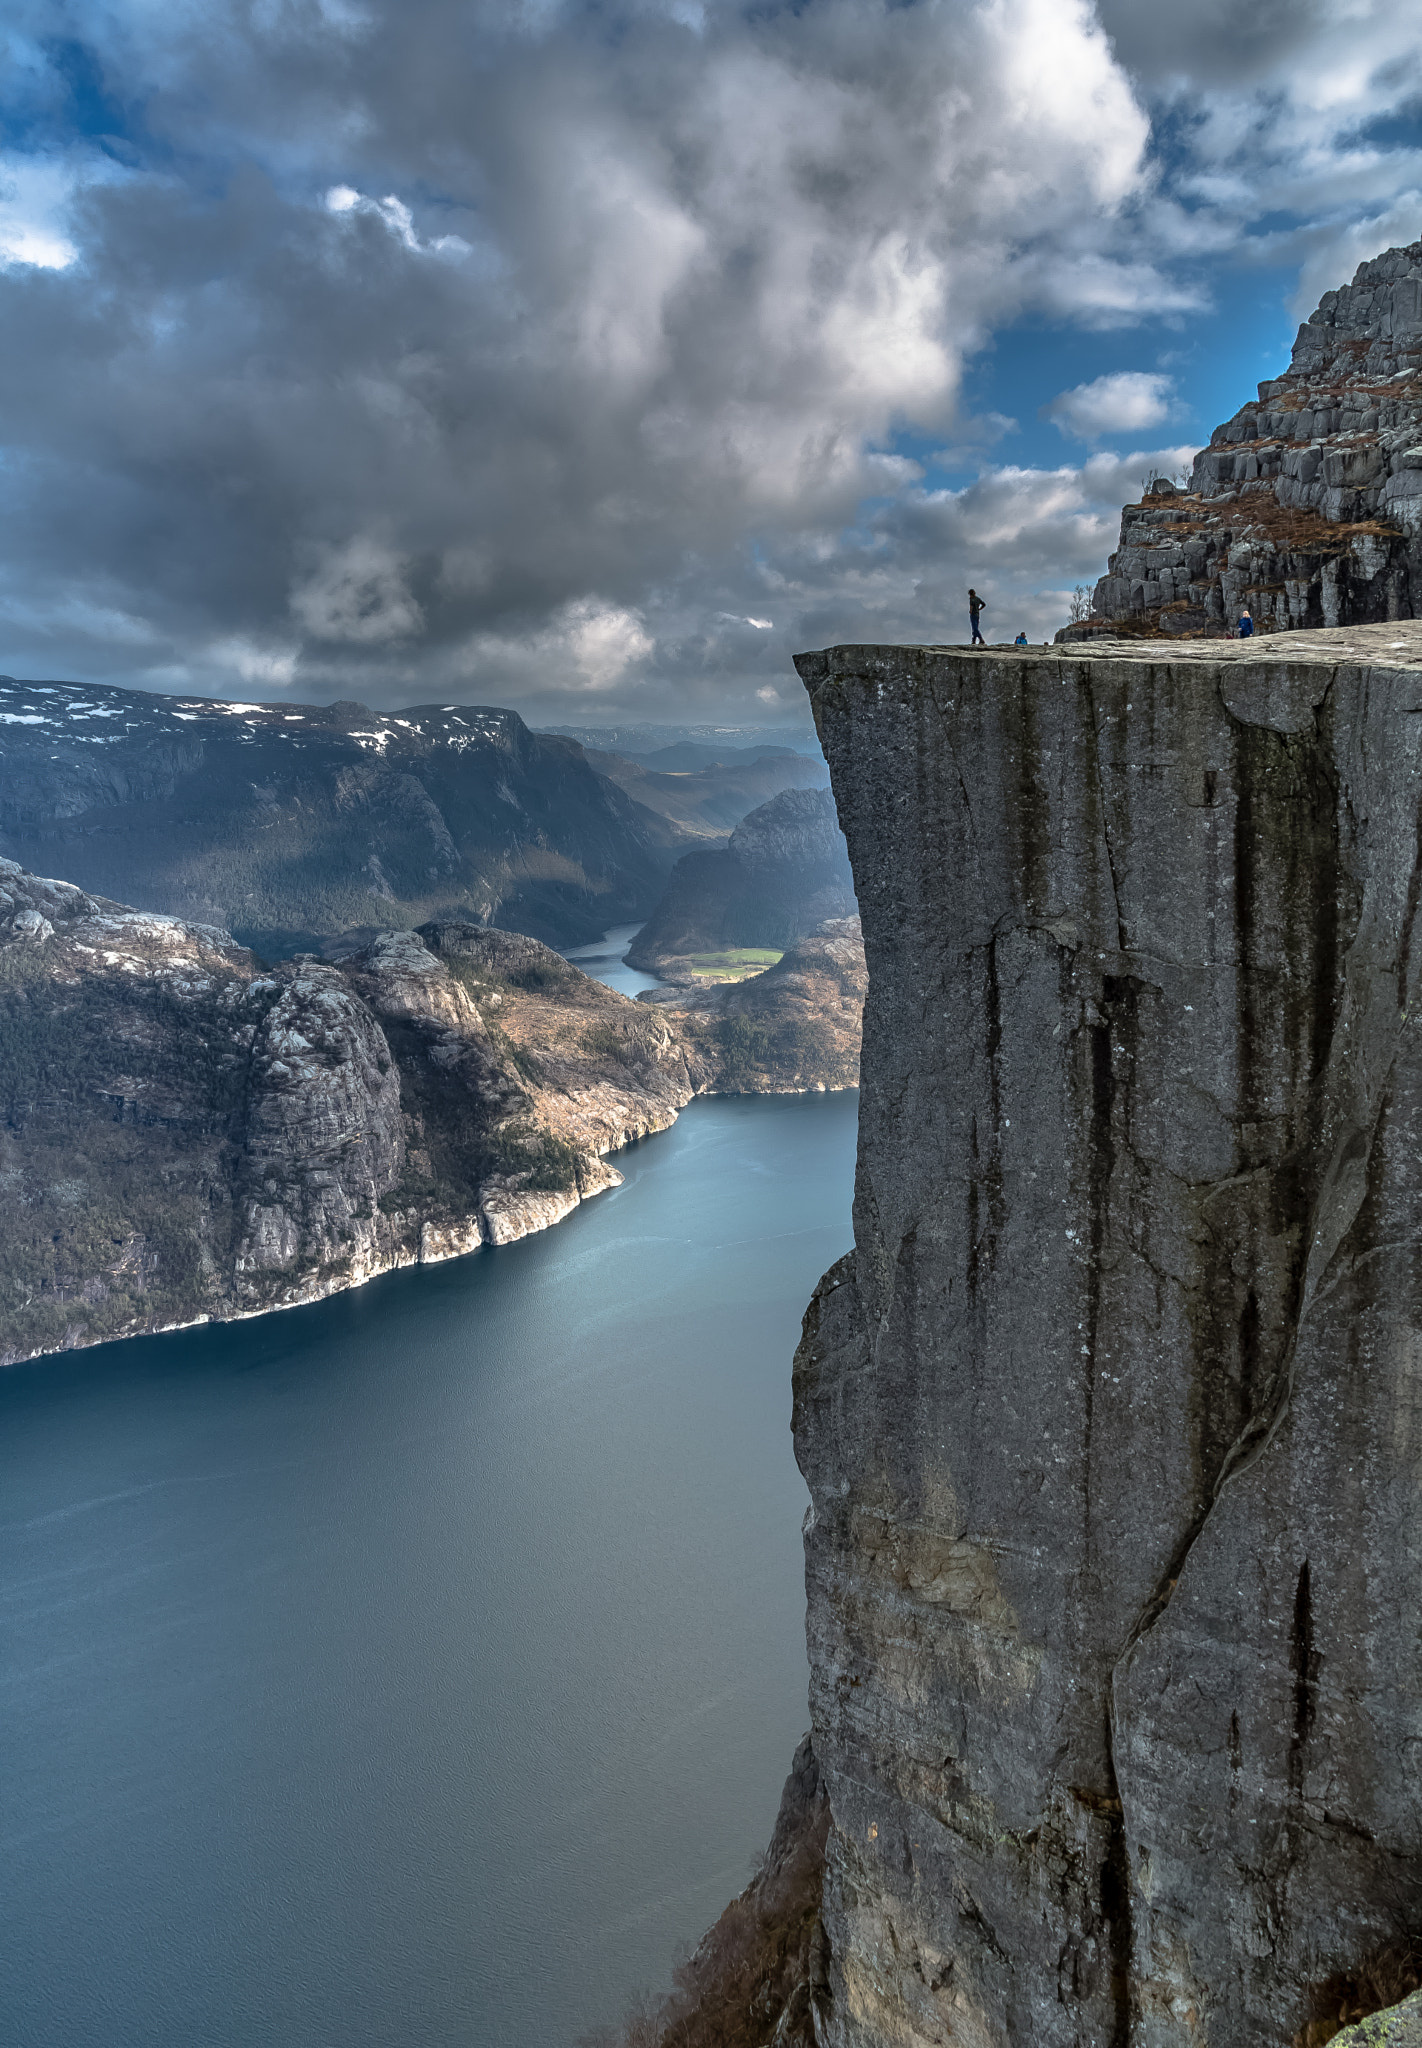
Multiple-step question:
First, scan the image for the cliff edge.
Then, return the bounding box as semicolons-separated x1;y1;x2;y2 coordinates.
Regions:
792;620;1422;2046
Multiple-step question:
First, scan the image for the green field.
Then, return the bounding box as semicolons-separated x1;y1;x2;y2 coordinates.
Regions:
680;948;783;982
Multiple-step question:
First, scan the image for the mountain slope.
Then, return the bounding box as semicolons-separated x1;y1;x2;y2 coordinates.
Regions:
0;858;862;1366
627;786;855;975
0;678;680;951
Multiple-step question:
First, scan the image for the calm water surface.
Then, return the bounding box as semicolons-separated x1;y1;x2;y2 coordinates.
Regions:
0;1087;857;2048
561;921;666;999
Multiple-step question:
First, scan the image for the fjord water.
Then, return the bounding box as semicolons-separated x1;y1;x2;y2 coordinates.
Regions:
0;1089;857;2048
562;920;666;998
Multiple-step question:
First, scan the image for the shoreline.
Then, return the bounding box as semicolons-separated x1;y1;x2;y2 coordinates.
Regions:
2;1081;859;1370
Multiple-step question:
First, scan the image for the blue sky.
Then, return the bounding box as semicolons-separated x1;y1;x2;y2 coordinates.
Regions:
0;0;1420;720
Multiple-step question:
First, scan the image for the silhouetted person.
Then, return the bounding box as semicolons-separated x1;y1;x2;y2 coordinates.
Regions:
969;589;987;645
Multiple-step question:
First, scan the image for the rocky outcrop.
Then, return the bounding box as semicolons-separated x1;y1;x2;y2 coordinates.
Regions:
1067;240;1422;642
1333;1992;1422;2048
0;677;681;953
627;787;856;975
0;863;699;1365
790;624;1422;2047
0;861;863;1366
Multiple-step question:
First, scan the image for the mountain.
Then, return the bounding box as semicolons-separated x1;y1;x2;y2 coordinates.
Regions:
539;721;818;755
626;786;856;976
0;677;681;954
641;919;865;1093
1066;238;1422;641
0;857;861;1366
624;742;810;772
585;743;830;839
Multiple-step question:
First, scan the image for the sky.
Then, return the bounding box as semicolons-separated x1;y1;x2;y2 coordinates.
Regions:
1;0;1420;727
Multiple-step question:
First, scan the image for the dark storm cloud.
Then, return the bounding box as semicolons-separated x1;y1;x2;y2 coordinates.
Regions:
0;0;1418;718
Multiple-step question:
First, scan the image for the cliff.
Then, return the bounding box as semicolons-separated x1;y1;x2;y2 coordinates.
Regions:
0;676;680;953
0;862;859;1367
789;621;1422;2047
628;787;856;977
1067;240;1422;641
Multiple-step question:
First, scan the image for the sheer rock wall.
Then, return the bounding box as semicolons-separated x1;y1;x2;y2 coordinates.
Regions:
1070;240;1422;641
792;623;1422;2047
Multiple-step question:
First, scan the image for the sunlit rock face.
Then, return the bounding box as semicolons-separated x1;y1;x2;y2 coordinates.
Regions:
0;869;692;1363
1069;242;1422;642
0;859;861;1365
793;628;1422;2048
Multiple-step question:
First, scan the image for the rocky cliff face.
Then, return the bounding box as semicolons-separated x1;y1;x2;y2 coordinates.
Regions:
0;862;704;1364
0;860;860;1366
0;677;679;952
792;623;1422;2047
1070;240;1422;641
628;786;856;974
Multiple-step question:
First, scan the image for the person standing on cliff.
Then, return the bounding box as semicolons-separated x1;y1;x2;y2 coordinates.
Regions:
1237;607;1254;638
969;589;987;645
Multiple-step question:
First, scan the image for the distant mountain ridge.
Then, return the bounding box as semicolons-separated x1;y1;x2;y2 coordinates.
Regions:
586;743;830;839
628;786;856;975
0;676;680;952
539;720;819;755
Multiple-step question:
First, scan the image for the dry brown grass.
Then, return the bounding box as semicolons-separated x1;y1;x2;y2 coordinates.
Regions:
1295;1937;1422;2046
581;1747;829;2048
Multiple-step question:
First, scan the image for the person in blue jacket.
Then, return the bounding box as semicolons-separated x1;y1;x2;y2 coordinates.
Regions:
969;589;987;644
1237;607;1254;638
1014;631;1028;646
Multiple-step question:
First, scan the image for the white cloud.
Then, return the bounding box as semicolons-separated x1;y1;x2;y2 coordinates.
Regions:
324;184;470;260
1048;371;1175;441
205;635;300;686
461;598;654;695
290;537;425;644
0;156;82;270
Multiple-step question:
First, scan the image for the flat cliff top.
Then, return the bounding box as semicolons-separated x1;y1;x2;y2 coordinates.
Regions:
802;619;1422;673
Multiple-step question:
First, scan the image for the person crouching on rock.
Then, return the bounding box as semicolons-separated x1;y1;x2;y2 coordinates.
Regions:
1237;607;1254;638
969;589;987;645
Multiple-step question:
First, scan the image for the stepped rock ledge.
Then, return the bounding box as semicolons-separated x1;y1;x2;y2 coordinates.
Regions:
790;622;1422;2047
1066;238;1422;640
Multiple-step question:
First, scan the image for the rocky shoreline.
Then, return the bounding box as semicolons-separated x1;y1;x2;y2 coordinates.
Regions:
0;861;863;1367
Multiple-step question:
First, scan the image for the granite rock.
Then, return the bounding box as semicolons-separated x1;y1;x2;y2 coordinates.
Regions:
1333;1991;1422;2048
792;625;1422;2047
1067;242;1422;643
